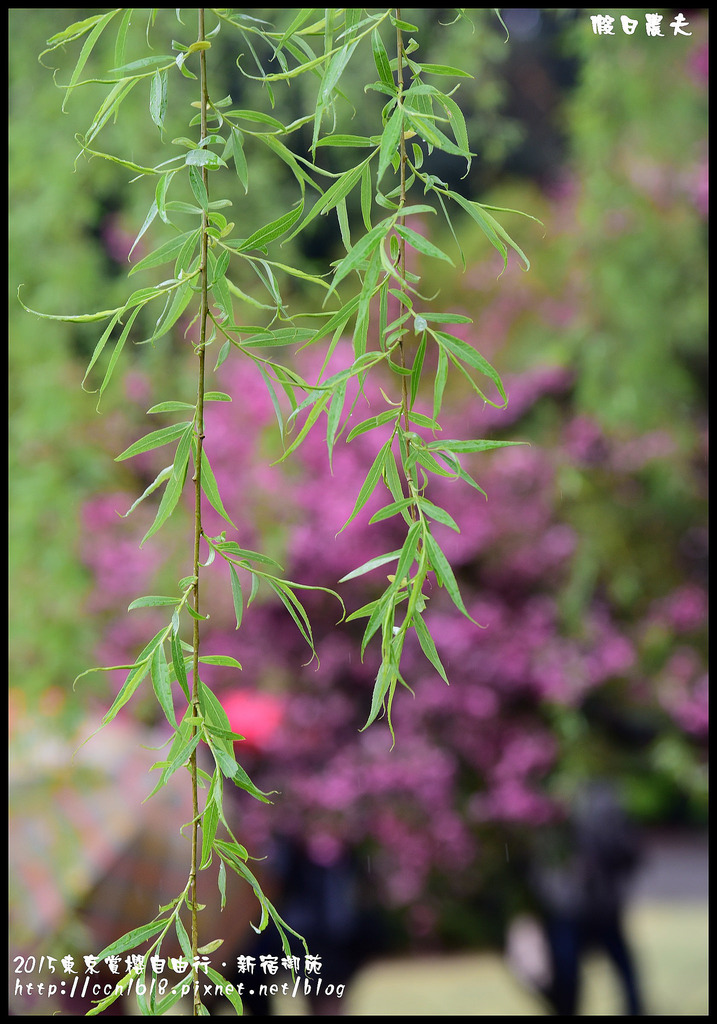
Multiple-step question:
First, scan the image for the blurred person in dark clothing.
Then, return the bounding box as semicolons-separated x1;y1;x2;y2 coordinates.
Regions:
529;780;644;1015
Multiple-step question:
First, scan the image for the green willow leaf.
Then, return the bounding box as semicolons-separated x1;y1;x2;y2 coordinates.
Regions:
185;148;227;169
413;611;450;684
346;408;400;442
55;9;120;111
18;288;120;324
120;465;173;518
369;497;415;525
424;531;477;624
115;422;191;461
101;628;166;727
286;156;372;242
416;62;474;77
338;439;391;533
339;549;401;583
394;224;454;265
431;329;507;406
128;595;180;610
149;68;168;129
198;655;242;669
94;920;170;964
427;438;527;454
371;27;394;89
150;643;177;728
111;54;175;74
377;105;403;184
230;126;249;192
233;201;304;252
200;447;236;527
96;305;142;406
229;564;243;629
170;629;190;701
129;230;198;276
326;220;389;300
140;425;192;546
315;133;374;148
417;497;460;532
188;164;208;210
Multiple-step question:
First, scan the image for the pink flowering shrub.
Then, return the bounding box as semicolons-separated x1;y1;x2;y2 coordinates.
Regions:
79;319;707;928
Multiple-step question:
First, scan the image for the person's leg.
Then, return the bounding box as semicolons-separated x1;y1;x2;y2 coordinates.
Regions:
544;916;581;1015
600;918;643;1015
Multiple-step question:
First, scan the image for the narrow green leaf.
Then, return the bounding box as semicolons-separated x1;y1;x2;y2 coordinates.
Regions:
58;9;119;112
185;148;227;169
94;920;169;963
110;54;175;74
229;564;243;629
113;9;132;70
346;408;400;443
389;14;419;30
129;230;198;276
413;611;450;684
326;378;346;471
170;628;190;700
198;655;242;669
128;595;180;610
151;643;177;728
360;161;373;231
273;391;330;464
339;549;401;583
417;62;473;77
338;440;391;533
447;190;508;270
200;447;236;527
417;497;460;532
140;426;192;545
433;345;448;420
287;157;372;242
230;126;248;192
432;330;507;406
96;305;142;405
115;422;191;461
378;105;403;185
147;400;195;414
315;134;374;148
427;438;526;454
44;13;109;49
410;332;426;408
120;465;173;518
235;201;303;252
200;797;219;870
145;278;194;344
361;659;397;732
369;498;415;525
188;164;208;211
394;224;454;265
372;27;394;88
321;38;360;103
326;220;389;300
149;68;168;129
424;531;476;622
80;310;122;389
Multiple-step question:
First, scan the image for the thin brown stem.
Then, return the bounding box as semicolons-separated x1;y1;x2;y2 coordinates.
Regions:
395;10;415;519
189;6;210;1015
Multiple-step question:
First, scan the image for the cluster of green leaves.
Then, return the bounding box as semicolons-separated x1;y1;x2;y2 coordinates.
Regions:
23;8;534;1014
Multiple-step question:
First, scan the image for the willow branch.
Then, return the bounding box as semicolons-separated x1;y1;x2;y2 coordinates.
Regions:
189;6;210;1016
